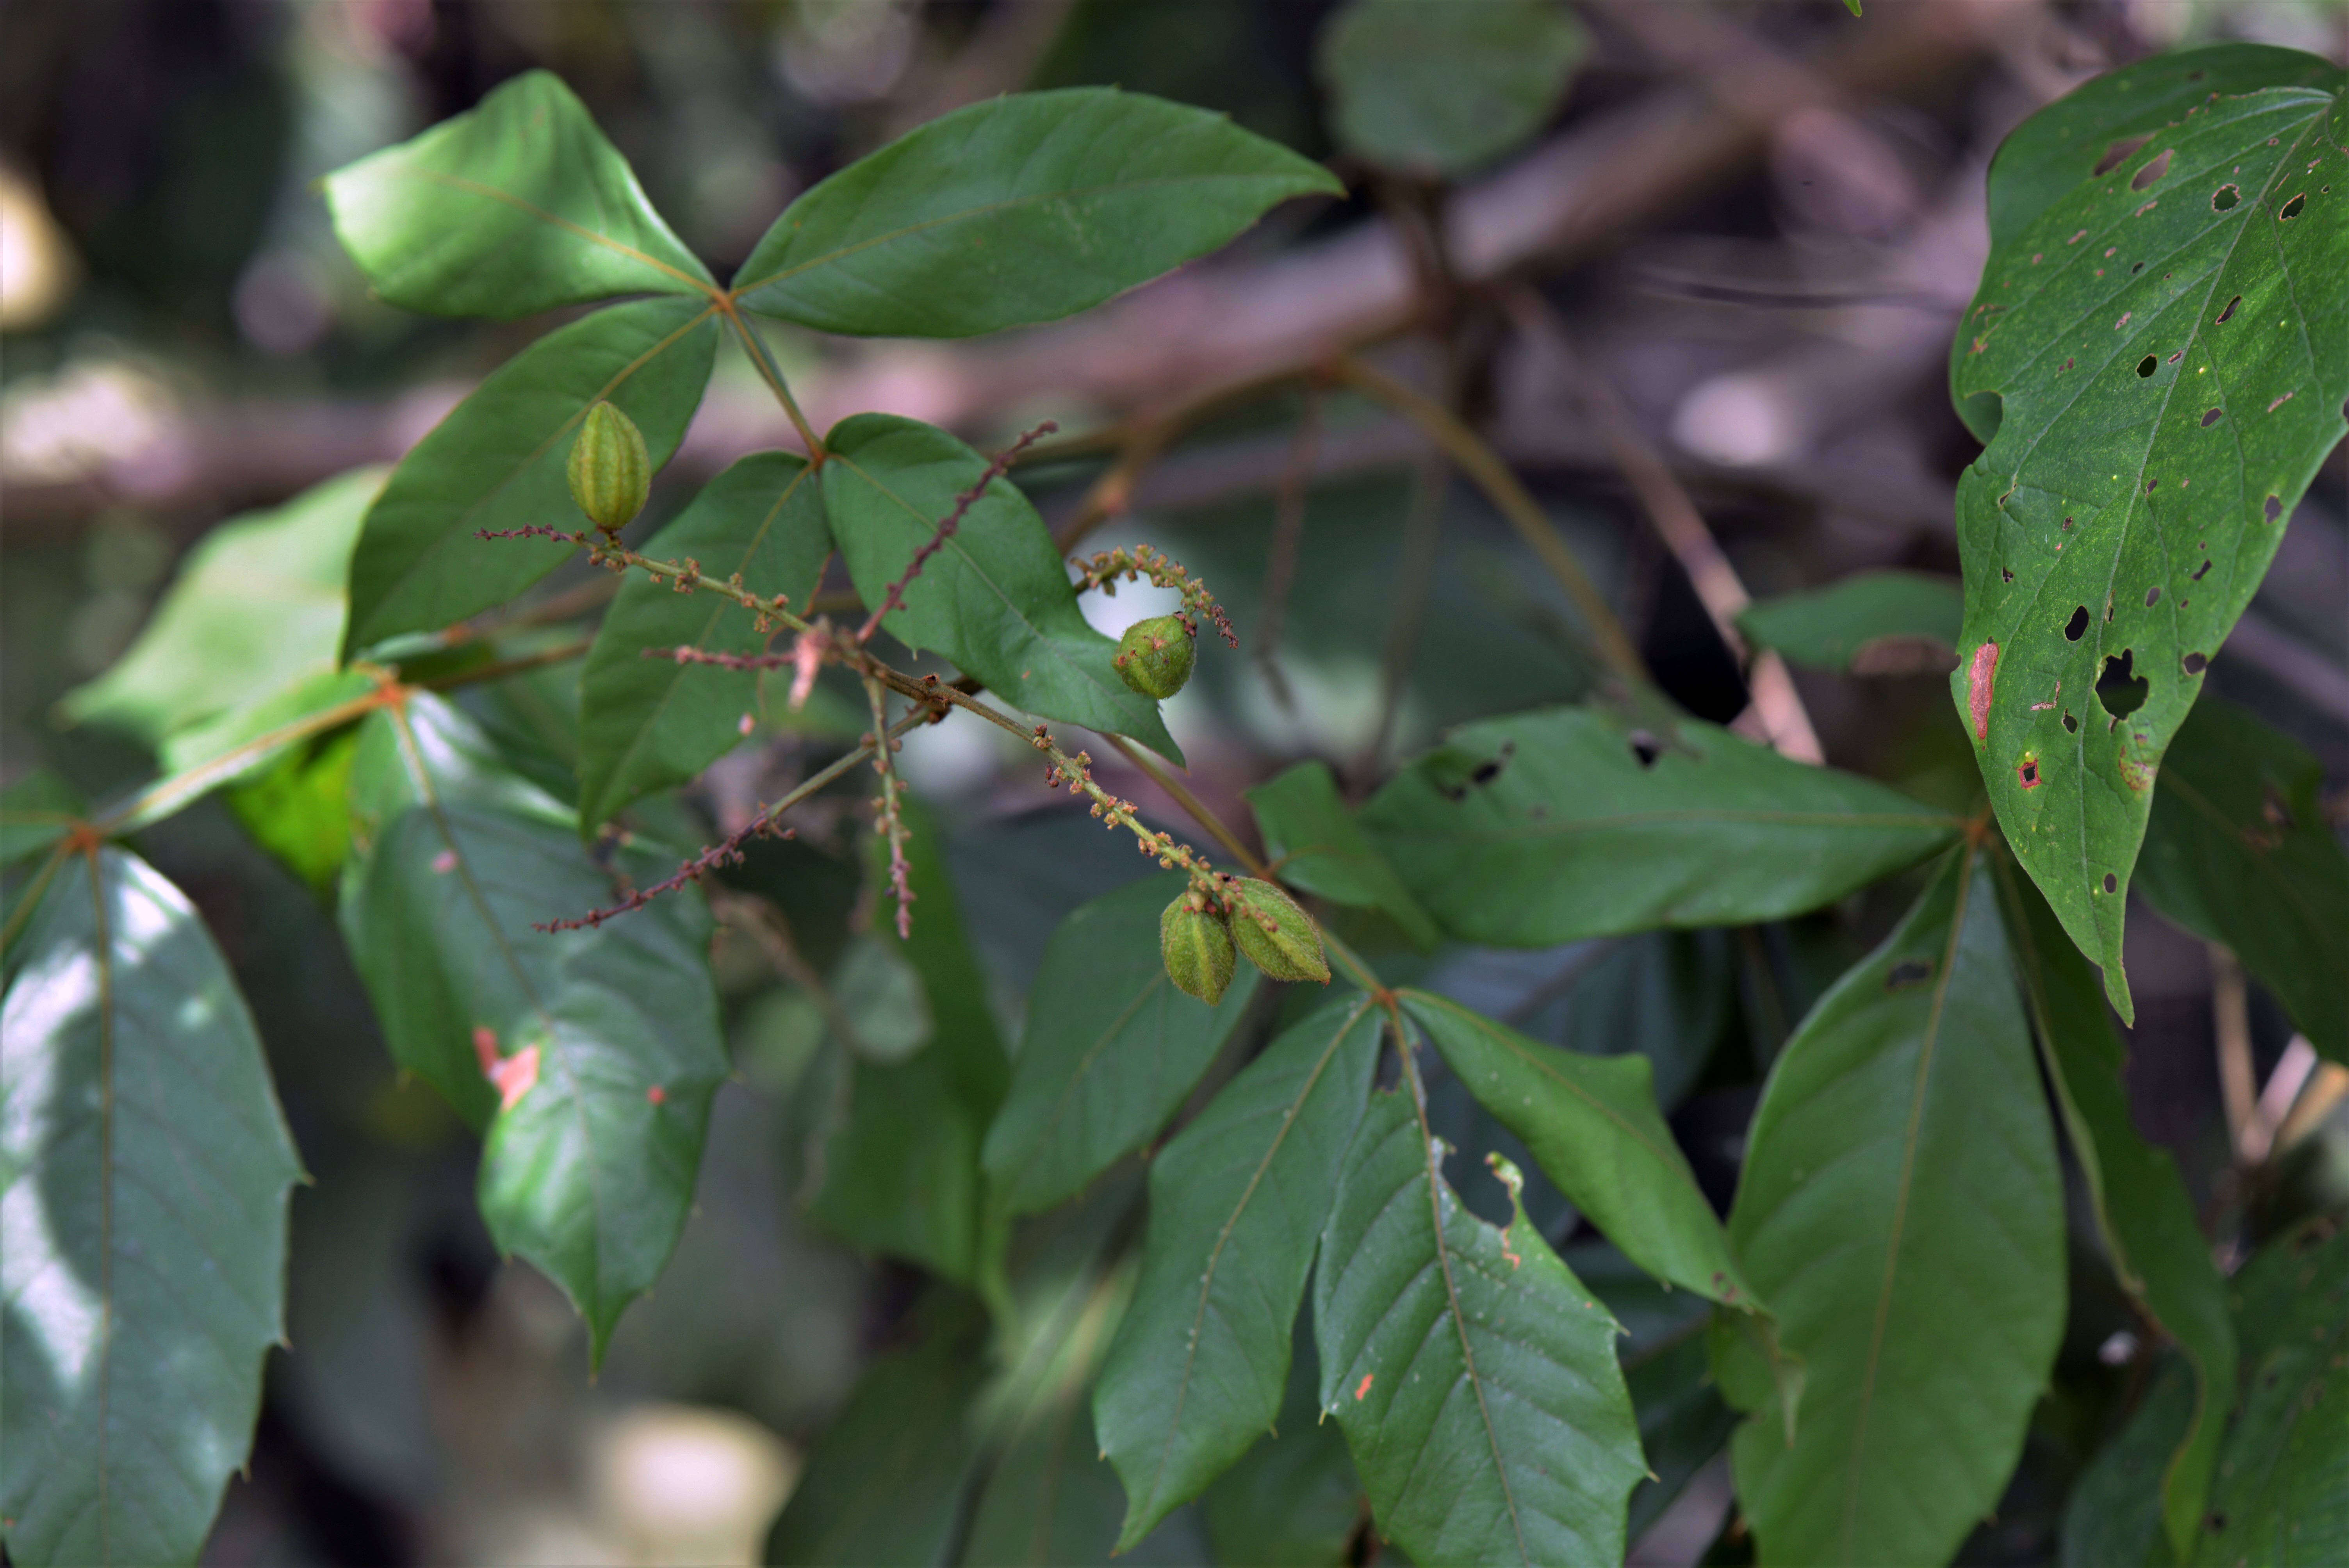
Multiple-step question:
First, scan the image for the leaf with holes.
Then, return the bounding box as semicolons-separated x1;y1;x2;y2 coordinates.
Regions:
731;88;1338;339
1095;997;1381;1551
982;873;1260;1216
2134;695;2349;1063
324;69;713;318
1246;761;1438;948
1947;48;2347;1018
1359;706;1960;946
820;415;1180;759
1996;856;2234;1556
1736;569;1962;675
1725;846;2065;1566
1315;1089;1645;1567
576;451;831;829
344;297;719;655
1316;0;1586;177
1;849;301;1567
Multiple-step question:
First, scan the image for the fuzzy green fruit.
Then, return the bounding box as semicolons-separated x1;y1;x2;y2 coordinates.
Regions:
1229;878;1330;984
1114;615;1196;700
1160;890;1237;1005
568;400;651;533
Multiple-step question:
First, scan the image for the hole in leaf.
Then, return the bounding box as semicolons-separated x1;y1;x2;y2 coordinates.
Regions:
2136;355;2157;377
2063;712;2078;732
2094;135;2152;176
2202;408;2223;426
2131;261;2144;273
2145;586;2161;606
1885;959;1934;991
2096;650;2149;718
2182;651;2207;674
2017;757;2041;789
2212;184;2240;211
2264;495;2283;523
2217;295;2241;323
2192;559;2212;580
1628;731;1661;768
2103;873;2119;894
2130;149;2173;189
2280;193;2305;219
2065;606;2091;641
2001;568;2014;583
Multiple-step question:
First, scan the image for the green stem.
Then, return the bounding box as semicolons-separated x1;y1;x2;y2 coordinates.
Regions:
720;302;825;459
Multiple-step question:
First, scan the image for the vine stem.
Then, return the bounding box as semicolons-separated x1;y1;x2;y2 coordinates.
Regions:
1097;734;1262;874
864;676;916;938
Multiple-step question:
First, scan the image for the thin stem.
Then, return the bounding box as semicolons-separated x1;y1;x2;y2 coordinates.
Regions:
1098;733;1263;874
859;422;1057;645
720;302;825;459
1357;444;1448;785
0;839;71;956
2212;945;2258;1165
864;676;916;939
1254;388;1322;710
708;889;874;1058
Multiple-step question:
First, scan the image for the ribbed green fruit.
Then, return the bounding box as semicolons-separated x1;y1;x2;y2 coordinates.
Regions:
568;401;651;533
1228;878;1330;984
1160;889;1237;1005
1114;615;1196;699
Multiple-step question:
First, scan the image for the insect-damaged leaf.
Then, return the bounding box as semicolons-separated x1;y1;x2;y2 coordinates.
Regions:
1725;846;2065;1567
1315;1090;1644;1566
731;88;1338;339
1947;48;2346;1018
1;850;301;1567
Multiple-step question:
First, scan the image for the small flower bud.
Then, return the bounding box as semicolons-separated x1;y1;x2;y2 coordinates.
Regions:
1114;615;1196;699
568;401;651;533
1228;878;1330;985
1161;891;1237;1006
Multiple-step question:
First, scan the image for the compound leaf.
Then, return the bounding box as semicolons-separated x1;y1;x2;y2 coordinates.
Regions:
732;88;1338;338
1;849;301;1566
1246;761;1438;948
1317;0;1585;176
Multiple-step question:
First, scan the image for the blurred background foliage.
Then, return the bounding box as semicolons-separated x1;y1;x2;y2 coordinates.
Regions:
2;1;2344;1563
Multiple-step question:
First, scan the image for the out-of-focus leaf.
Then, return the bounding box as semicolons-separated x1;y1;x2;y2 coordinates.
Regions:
343;297;719;654
0;773;83;869
963;1395;1208;1567
61;467;382;744
1096;998;1381;1550
225;723;364;896
323;69;712;318
1246;761;1438;948
1725;846;2064;1566
1315;1091;1644;1566
1403;989;1757;1312
1736;570;1962;674
1361;705;1958;946
732;88;1338;339
984;873;1260;1215
1;849;301;1566
1197;1322;1363;1568
1317;0;1584;176
1554;931;1734;1111
1948;49;2346;1018
2135;695;2349;1062
577;451;830;829
1998;857;2234;1554
1568;1244;1737;1541
820;416;1180;760
2062;1356;2195;1568
96;669;388;839
2189;1219;2349;1566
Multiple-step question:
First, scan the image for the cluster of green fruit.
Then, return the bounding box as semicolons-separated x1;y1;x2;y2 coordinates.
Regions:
1160;874;1329;1005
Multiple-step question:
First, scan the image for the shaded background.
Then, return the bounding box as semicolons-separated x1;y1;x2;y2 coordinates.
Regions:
2;1;2344;1562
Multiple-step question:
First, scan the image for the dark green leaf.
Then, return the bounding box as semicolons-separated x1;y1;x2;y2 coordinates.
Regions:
963;1395;1207;1567
323;69;713;318
1096;997;1382;1550
732;88;1338;339
982;873;1260;1215
1246;761;1438;948
2190;1219;2349;1566
820;415;1180;759
2135;696;2349;1062
1316;0;1585;176
1551;931;1735;1112
1948;52;2346;1018
1725;846;2065;1566
1998;855;2234;1555
577;452;830;828
61;467;382;745
1197;1323;1363;1568
1;849;301;1565
0;773;83;870
1360;706;1959;946
2062;1356;2195;1568
1735;570;1962;674
1315;1091;1645;1566
344;297;719;654
1403;989;1758;1312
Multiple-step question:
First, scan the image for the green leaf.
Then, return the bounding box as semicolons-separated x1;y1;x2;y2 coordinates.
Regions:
344;296;720;654
225;723;364;896
1246;761;1438;948
1735;570;1962;674
1096;997;1382;1550
2062;1356;2196;1568
1316;0;1585;177
732;88;1339;339
577;451;831;829
1724;846;2065;1566
1403;989;1758;1312
964;1396;1208;1567
323;69;713;318
1;848;301;1566
2190;1219;2349;1565
982;873;1261;1215
1315;1093;1645;1566
0;772;84;870
337;695;726;1360
61;467;383;745
2134;695;2349;1062
1997;855;2234;1555
1360;706;1960;946
820;415;1180;760
1196;1325;1363;1568
1947;50;2347;1019
1549;930;1736;1112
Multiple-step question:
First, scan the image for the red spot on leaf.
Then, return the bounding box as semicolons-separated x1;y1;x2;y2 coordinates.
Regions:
489;1044;540;1113
471;1025;500;1075
432;850;458;875
646;1084;667;1105
2018;757;2041;789
1967;642;1999;742
1355;1374;1374;1401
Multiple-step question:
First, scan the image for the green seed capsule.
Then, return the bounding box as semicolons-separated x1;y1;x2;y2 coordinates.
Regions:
568;401;651;533
1161;890;1237;1006
1228;878;1330;984
1114;615;1196;700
